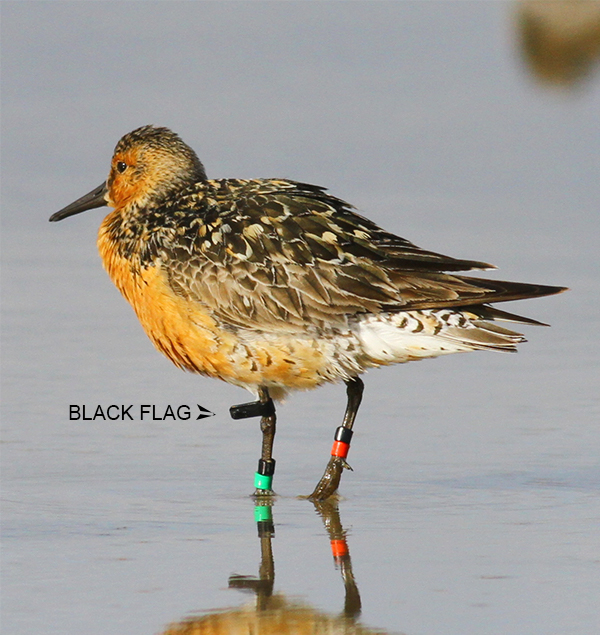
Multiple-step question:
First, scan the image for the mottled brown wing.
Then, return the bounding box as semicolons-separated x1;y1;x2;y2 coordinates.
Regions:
162;179;564;332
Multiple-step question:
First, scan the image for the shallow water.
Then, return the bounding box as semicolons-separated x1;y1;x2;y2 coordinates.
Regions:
2;3;599;634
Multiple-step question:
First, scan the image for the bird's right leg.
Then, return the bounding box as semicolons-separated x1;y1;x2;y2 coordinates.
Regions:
230;387;277;496
308;377;364;500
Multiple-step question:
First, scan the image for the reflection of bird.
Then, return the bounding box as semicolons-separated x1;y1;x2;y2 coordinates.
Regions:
518;0;600;86
50;125;566;499
162;501;377;635
161;597;385;635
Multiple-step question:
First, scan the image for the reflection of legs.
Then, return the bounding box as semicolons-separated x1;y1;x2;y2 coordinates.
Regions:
229;501;275;609
309;377;364;500
229;386;276;495
313;499;362;618
229;499;361;620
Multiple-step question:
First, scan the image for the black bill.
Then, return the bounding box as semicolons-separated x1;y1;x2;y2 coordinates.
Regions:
49;182;109;222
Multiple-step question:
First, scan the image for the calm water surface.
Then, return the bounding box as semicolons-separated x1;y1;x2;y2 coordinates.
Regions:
2;3;599;634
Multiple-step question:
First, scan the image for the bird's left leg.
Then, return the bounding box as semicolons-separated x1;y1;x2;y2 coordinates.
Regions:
230;387;277;496
308;377;364;500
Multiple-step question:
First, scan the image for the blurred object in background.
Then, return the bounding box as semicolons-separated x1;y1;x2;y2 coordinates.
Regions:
517;0;600;86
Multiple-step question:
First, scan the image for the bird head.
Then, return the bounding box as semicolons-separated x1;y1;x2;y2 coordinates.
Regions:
50;125;207;222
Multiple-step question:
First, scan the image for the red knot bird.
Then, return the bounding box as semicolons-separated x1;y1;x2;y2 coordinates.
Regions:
50;125;566;499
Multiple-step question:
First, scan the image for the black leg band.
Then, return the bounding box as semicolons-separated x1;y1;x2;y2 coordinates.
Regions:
257;519;275;537
334;426;354;443
257;458;276;476
230;398;276;419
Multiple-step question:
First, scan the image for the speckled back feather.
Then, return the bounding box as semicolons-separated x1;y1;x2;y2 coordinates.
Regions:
103;176;564;334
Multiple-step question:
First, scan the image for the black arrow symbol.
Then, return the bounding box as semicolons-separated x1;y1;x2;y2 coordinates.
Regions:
196;405;215;420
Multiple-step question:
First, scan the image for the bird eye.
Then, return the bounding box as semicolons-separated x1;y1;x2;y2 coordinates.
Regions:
116;161;127;173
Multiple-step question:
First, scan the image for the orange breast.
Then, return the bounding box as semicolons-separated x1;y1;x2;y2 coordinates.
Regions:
96;213;333;391
97;214;233;377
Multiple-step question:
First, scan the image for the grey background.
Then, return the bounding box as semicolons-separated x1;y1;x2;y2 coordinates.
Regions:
2;2;599;634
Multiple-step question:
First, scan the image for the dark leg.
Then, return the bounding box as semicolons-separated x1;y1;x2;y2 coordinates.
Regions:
312;499;361;617
255;387;277;496
308;377;364;500
230;387;277;496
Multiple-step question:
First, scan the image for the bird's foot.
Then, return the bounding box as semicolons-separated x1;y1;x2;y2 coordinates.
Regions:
306;456;353;501
252;487;277;498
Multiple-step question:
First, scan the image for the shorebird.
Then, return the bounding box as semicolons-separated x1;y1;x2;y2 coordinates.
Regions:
50;125;566;499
